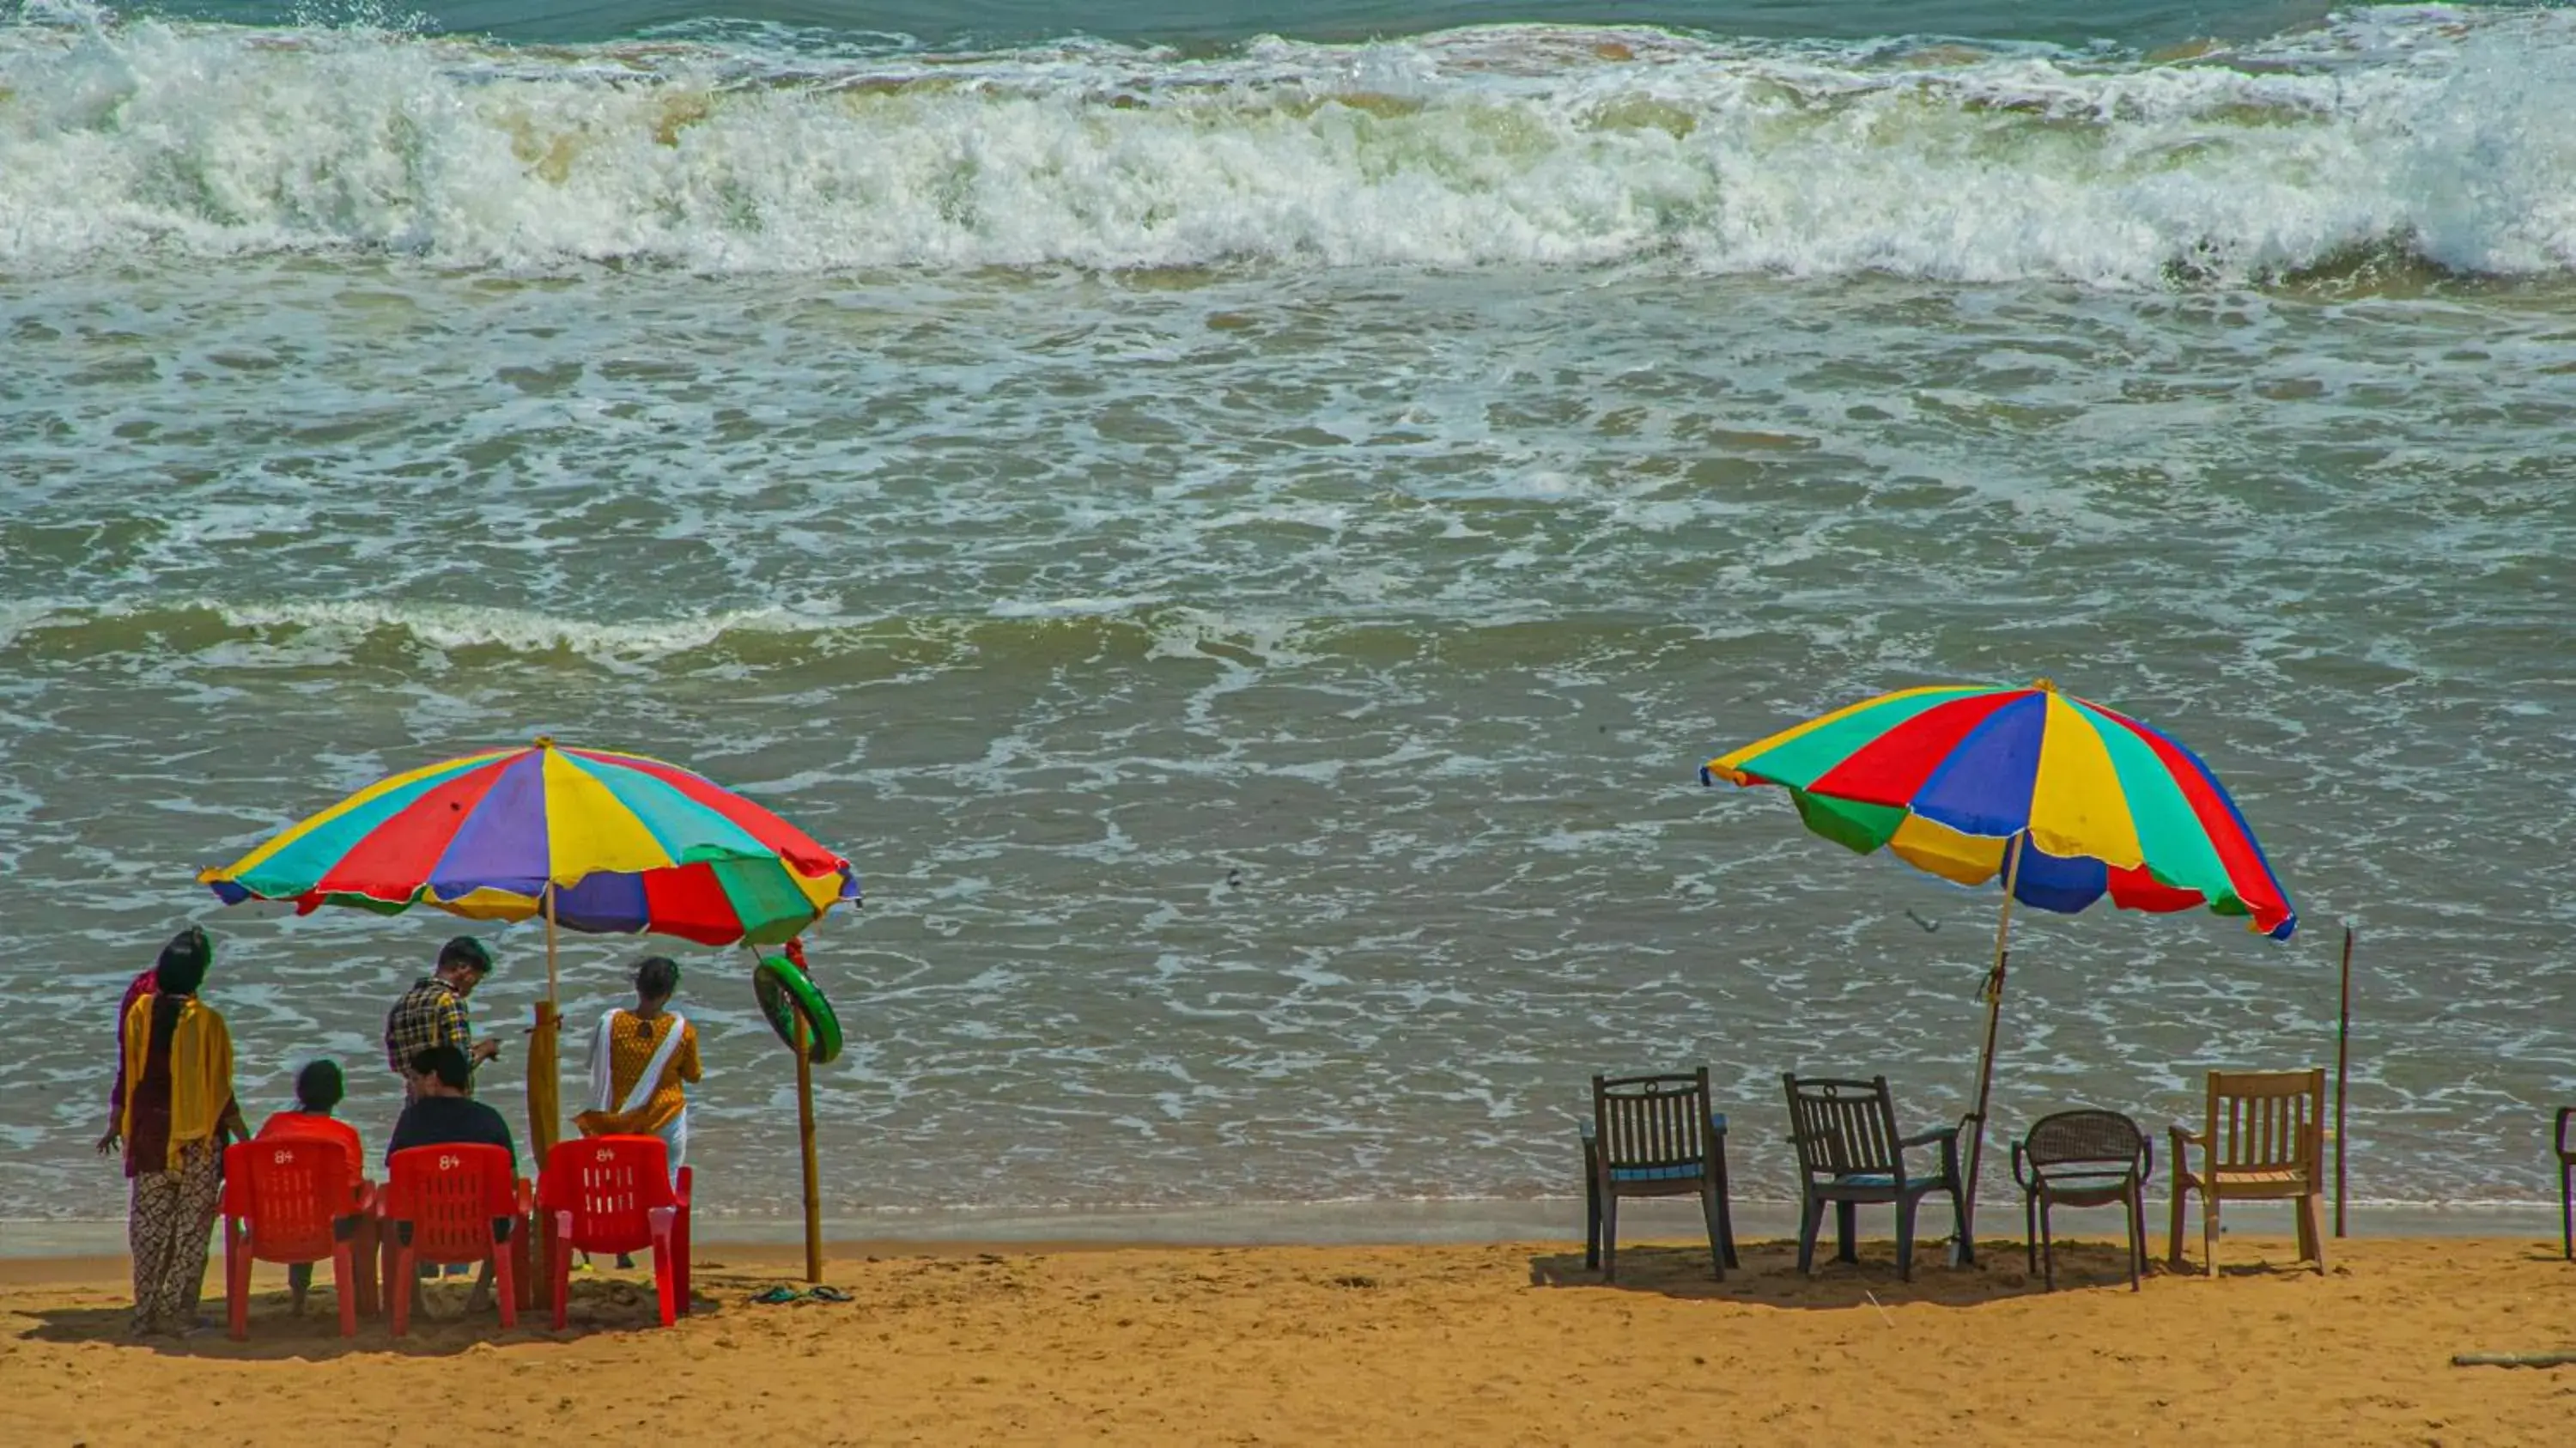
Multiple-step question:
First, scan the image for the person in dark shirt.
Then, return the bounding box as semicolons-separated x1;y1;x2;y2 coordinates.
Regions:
386;1045;515;1312
387;1045;515;1166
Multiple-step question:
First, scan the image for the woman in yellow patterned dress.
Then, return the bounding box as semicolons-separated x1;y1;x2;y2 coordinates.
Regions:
574;956;701;1180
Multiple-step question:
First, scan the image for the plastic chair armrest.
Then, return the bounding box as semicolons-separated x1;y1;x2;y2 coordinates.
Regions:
2010;1140;2032;1189
1897;1126;1959;1150
673;1166;693;1209
2558;1106;2576;1154
1577;1118;1597;1142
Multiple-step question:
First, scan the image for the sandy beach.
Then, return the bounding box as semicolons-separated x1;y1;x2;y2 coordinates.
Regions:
8;1232;2572;1446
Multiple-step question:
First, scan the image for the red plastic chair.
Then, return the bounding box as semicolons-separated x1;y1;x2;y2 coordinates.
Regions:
379;1143;532;1336
220;1138;375;1340
539;1135;693;1329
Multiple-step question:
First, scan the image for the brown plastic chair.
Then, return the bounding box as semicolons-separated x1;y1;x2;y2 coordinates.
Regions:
2012;1109;2151;1291
2167;1068;2326;1276
1579;1068;1735;1282
1782;1074;1964;1281
2556;1107;2575;1261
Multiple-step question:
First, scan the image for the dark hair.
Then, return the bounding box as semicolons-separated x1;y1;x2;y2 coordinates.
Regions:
438;936;492;976
154;925;211;997
635;955;681;1001
295;1059;346;1113
410;1044;471;1091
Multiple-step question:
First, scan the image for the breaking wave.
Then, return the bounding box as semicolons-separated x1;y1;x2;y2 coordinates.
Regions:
3;4;2573;285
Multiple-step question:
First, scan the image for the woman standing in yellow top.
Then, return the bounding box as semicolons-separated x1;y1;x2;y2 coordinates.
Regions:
118;928;246;1337
575;956;701;1178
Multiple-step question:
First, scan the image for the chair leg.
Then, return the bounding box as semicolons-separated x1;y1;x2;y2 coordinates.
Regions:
493;1236;519;1330
2205;1196;2220;1278
2562;1164;2573;1261
1600;1194;1619;1284
2023;1190;2038;1276
649;1207;680;1326
1698;1183;1725;1281
550;1214;572;1332
2036;1195;2055;1292
1797;1196;1825;1276
2167;1178;2189;1269
2304;1191;2329;1275
388;1244;413;1339
1894;1197;1917;1283
2125;1184;2142;1291
1834;1201;1858;1264
223;1220;249;1341
1584;1171;1601;1272
332;1238;359;1338
677;1208;693;1316
1716;1179;1740;1269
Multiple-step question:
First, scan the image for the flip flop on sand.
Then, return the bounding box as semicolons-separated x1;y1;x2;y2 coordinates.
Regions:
806;1286;854;1303
750;1286;804;1305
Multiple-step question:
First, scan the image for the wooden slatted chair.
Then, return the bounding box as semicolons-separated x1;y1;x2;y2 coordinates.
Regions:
1580;1068;1735;1282
1782;1074;1965;1281
2167;1068;2327;1276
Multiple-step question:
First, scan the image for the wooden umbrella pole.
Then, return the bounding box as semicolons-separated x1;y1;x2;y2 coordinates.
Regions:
544;880;562;1007
2336;925;2354;1238
793;1007;822;1285
1955;832;2025;1268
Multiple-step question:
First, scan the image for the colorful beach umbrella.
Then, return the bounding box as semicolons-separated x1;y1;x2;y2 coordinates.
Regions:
200;737;861;1157
201;738;860;945
1703;679;2295;1260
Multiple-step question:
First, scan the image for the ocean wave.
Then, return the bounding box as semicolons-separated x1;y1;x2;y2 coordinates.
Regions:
0;594;1363;669
2;8;2573;284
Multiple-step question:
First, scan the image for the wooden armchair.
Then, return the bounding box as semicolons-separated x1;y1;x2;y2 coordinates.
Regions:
1580;1068;1736;1282
2167;1068;2327;1275
1783;1074;1965;1281
2012;1109;2151;1291
2555;1106;2574;1261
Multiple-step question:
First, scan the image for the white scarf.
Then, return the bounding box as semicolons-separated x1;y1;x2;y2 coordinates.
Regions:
589;1007;690;1116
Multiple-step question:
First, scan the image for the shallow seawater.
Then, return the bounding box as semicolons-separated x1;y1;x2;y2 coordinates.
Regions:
2;2;2573;1222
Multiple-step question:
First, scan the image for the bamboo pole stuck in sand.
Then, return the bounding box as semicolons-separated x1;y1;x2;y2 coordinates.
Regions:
794;1007;822;1285
1955;832;2027;1269
2336;925;2354;1238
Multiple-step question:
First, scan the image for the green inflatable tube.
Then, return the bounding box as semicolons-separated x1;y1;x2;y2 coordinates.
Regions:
753;954;843;1067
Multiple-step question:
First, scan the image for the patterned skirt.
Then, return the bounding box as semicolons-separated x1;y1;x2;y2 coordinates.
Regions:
128;1136;222;1335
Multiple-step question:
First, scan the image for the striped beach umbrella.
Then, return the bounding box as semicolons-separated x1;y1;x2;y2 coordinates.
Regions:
200;736;860;1158
200;738;860;946
1704;681;2293;938
1703;679;2295;1260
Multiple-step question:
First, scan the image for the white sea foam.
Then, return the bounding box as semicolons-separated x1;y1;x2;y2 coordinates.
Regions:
2;9;2572;283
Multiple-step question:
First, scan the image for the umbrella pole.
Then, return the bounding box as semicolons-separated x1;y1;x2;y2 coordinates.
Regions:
532;885;562;1158
2336;925;2354;1238
1955;832;2025;1268
794;1008;822;1285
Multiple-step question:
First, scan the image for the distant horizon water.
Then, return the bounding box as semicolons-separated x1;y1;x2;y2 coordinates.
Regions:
2;0;2571;1226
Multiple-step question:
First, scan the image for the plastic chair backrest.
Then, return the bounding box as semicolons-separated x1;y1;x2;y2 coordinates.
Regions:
386;1144;519;1262
222;1138;355;1263
539;1135;675;1256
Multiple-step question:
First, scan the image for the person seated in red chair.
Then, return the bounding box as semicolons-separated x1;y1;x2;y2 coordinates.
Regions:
387;1045;516;1312
254;1060;366;1315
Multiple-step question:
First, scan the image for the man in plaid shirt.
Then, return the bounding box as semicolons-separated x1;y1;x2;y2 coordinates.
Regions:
384;936;499;1097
